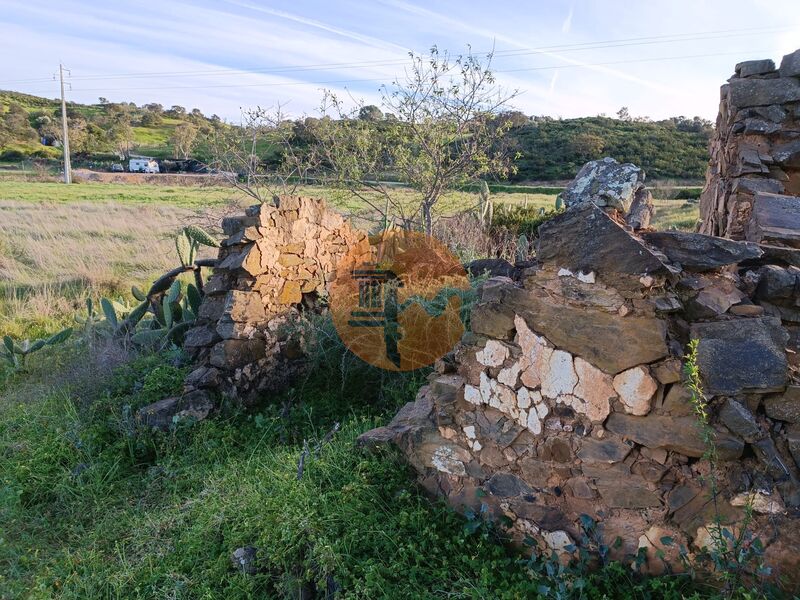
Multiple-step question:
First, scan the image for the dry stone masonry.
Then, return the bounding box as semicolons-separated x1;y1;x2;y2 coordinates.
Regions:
363;157;800;580
699;48;800;241
137;196;369;428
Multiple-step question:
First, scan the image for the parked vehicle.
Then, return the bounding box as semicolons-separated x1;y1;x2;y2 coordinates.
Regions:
129;157;160;173
110;163;124;172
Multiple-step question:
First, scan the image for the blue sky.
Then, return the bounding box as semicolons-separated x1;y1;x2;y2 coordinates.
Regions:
1;0;798;121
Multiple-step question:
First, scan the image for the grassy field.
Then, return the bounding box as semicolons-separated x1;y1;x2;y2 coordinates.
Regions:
0;179;698;338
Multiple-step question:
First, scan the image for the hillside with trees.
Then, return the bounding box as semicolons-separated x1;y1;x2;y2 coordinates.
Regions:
0;90;712;181
0;91;223;166
506;111;713;181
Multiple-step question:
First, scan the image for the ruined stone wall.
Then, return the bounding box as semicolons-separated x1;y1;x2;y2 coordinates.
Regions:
137;196;369;428
365;200;800;579
699;48;800;241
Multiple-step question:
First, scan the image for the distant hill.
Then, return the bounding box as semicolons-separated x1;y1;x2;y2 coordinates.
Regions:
0;91;712;181
0;90;222;166
506;115;712;182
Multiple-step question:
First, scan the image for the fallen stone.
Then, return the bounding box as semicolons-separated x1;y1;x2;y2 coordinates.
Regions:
605;413;745;460
764;386;800;423
509;289;668;375
626;187;655;230
136;389;214;430
537;203;668;278
747;192;800;248
466;258;516;279
613;366;658;416
641;231;763;271
691;317;788;395
231;546;262;575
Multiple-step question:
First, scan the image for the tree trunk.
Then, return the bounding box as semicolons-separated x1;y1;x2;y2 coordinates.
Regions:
422;201;433;236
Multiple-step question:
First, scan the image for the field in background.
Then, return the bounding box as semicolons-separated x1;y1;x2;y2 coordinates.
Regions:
0;179;699;338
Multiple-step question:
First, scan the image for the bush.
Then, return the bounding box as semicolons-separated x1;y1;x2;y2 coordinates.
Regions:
491;204;565;238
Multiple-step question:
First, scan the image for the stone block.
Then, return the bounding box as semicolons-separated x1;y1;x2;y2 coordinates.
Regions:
605;413;744;460
764;386;800;423
779;48;800;78
727;77;800;108
736;59;776;77
747;192;800;248
691;317;788;395
209;339;266;370
509;288;668;375
641;231;762;271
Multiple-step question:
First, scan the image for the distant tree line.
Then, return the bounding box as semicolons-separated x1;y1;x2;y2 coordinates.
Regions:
0;88;713;181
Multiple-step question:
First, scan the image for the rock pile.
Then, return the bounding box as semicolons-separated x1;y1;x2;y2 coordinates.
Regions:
364;165;800;579
137;196;369;428
699;48;800;241
558;156;655;230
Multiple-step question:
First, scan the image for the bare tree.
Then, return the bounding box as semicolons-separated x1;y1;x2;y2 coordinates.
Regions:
382;46;519;233
206;105;322;203
310;47;518;233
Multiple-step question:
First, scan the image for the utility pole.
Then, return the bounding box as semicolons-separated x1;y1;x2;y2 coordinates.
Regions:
59;63;72;184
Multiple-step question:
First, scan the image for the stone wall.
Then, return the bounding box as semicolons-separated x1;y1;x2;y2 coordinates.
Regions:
365;191;800;579
137;196;369;428
699;48;800;241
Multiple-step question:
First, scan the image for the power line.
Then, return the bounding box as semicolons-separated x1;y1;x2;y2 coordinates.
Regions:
0;23;790;86
13;47;774;95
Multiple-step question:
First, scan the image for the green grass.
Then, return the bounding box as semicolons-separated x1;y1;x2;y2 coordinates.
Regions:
0;330;709;599
0;180;237;207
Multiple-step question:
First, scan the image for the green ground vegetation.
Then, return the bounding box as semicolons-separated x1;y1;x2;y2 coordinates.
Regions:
0;319;718;599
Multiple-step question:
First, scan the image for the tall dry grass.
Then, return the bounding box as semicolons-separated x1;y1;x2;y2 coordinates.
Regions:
0;200;225;337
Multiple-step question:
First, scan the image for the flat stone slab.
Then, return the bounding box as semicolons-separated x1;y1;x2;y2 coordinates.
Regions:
727;77;800;108
537;203;668;278
690;317;788;395
605;413;744;460
642;231;763;271
508;287;668;375
747;193;800;249
764;386;800;423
